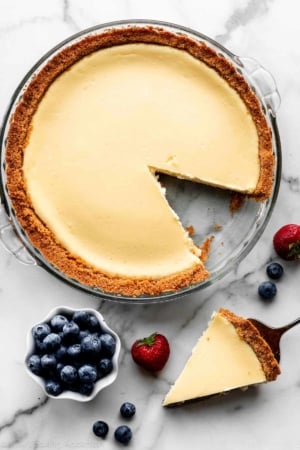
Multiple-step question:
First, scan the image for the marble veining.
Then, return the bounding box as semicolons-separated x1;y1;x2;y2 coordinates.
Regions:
0;396;48;442
62;0;80;31
215;0;274;43
1;1;300;449
281;174;300;193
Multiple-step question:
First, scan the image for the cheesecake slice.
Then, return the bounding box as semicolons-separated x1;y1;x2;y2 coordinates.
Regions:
163;308;280;406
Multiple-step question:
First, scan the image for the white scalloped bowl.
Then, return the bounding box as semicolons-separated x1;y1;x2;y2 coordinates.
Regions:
25;306;121;401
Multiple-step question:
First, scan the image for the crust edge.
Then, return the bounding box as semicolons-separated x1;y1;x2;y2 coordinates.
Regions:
219;308;281;381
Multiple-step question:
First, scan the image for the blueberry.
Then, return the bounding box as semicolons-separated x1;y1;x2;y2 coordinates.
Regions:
100;333;116;357
78;364;97;383
114;425;132;445
88;314;101;332
43;333;61;352
60;365;78;384
67;382;81;393
67;344;82;361
79;382;94;396
50;315;69;332
81;335;101;355
98;358;113;377
120;402;136;418
32;323;51;342
93;420;109;439
45;379;63;397
56;362;64;373
56;345;68;362
62;321;80;343
79;330;89;341
72;310;91;328
41;354;57;371
27;354;43;376
258;281;277;300
266;262;284;280
35;339;46;354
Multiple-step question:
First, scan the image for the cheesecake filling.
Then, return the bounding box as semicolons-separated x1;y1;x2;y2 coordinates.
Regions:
163;313;266;405
23;43;260;279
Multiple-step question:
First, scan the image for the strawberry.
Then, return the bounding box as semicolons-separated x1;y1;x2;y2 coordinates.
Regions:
273;224;300;261
131;332;170;372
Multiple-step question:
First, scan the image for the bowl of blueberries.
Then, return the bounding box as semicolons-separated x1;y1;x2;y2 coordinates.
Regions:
25;306;121;401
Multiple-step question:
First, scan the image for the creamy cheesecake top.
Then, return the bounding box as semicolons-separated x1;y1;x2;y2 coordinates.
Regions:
23;43;259;279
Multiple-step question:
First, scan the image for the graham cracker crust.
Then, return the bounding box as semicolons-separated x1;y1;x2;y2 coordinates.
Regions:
219;309;281;381
4;26;274;297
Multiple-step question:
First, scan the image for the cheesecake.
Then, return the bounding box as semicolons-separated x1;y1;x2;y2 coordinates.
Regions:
163;308;280;406
5;26;274;296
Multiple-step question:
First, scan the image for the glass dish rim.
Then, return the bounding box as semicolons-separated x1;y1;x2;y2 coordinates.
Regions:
0;19;282;304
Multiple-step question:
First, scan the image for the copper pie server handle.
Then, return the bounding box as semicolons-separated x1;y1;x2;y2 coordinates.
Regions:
248;317;300;362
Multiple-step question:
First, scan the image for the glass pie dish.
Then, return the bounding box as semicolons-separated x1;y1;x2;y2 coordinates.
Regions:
0;20;281;303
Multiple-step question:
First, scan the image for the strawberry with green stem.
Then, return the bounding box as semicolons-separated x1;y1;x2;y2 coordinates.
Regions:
273;224;300;261
131;332;170;372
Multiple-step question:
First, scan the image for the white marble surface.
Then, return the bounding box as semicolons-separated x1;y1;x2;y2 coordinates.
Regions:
1;0;300;449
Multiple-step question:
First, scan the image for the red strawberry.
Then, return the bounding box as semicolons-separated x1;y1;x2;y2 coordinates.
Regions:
131;333;170;372
273;224;300;261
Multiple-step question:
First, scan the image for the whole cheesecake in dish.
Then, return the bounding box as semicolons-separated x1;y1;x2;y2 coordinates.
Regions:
163;308;280;406
5;27;274;296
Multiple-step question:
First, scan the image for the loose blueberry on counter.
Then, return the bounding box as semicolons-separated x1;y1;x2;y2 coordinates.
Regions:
78;364;97;383
27;354;43;376
114;425;132;445
32;323;51;341
93;420;109;439
60;365;78;384
50;315;69;332
258;281;277;300
100;333;116;357
45;379;63;397
266;262;284;280
43;333;61;352
120;402;136;418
